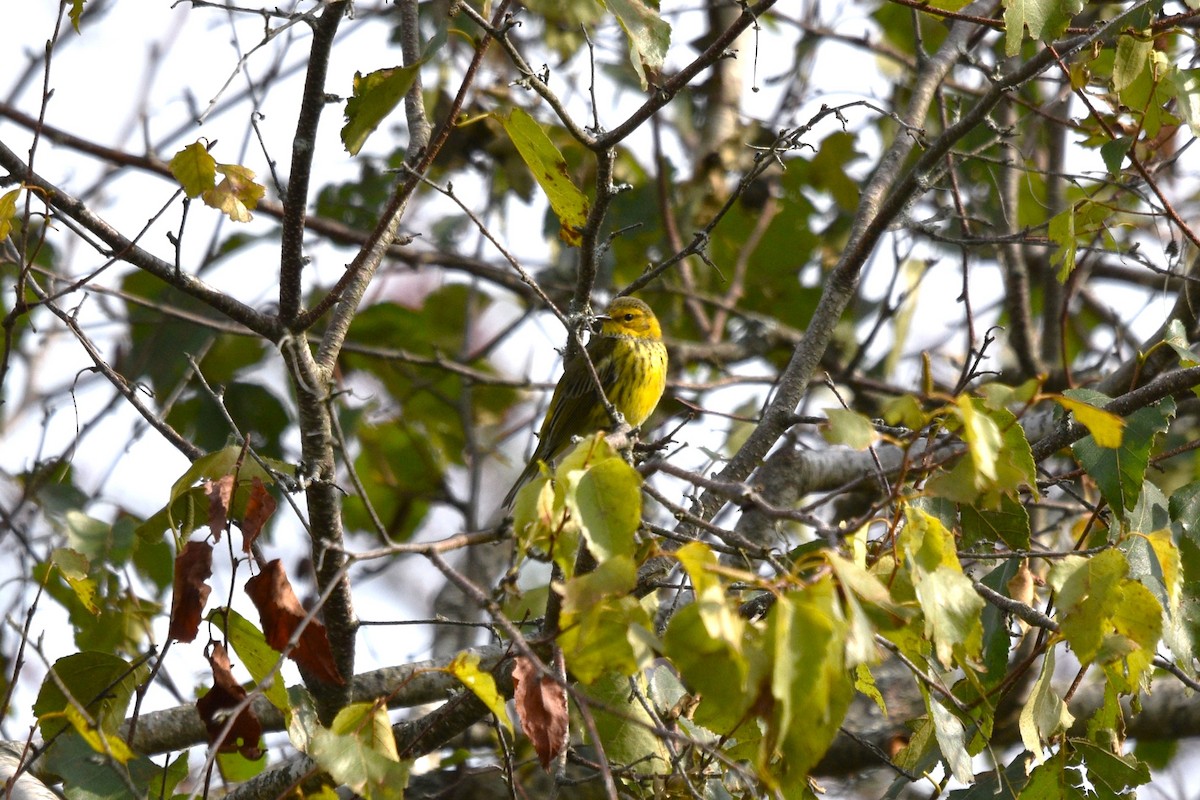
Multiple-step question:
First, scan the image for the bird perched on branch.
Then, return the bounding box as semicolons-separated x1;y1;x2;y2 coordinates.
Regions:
503;297;668;508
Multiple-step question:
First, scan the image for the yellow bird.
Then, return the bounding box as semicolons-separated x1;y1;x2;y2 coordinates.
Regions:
504;297;668;508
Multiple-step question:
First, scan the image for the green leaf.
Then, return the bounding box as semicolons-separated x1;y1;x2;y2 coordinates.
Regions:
1022;754;1088;799
823;408;879;450
557;555;655;682
827;551;908;665
1101;579;1162;691
210;607;290;713
1050;549;1163;685
34;652;147;741
584;672;671;774
979;560;1024;686
568;449;641;561
602;0;672;90
217;746;267;782
51;547;99;615
854;663;886;714
55;704;136;763
926;456;983;503
978;378;1041;411
1170;479;1200;537
1070;739;1151;794
1002;0;1085;56
1099;136;1132;175
947;754;1029;799
446;651;513;733
992;404;1040;499
512;462;581;578
170;382;290;455
64;511;116;563
1163;318;1200;377
900;506;984;667
495;108;590;246
1050;551;1123;663
892;715;945;788
341;66;421;156
1020;648;1075;764
1071;394;1174;517
340;26;446;155
1172;67;1200;138
69;0;86;32
43;733;188;800
1132;738;1176;770
1048;202;1108;282
918;568;987;669
675;542;743;647
1085;680;1124;750
765;580;854;790
562;594;649;684
957;395;1002;483
960;494;1031;551
1112;33;1152;92
136;444;286;542
809;132;864;212
883;394;926;429
662;601;757;733
930;698;973;783
169;142;216;198
309;702;411;800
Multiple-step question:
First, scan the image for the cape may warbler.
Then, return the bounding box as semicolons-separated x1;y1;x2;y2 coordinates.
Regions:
503;297;668;508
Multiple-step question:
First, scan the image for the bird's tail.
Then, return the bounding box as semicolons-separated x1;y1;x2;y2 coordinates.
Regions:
502;458;543;510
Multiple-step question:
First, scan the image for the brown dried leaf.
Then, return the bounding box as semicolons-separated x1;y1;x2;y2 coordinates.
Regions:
205;474;235;541
244;560;344;685
241;477;277;553
169;540;213;643
512;654;568;771
196;642;263;760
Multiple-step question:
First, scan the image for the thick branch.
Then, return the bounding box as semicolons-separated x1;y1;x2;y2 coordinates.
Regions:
123;644;511;756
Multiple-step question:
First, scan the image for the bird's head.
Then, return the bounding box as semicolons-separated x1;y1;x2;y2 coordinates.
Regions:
597;297;662;341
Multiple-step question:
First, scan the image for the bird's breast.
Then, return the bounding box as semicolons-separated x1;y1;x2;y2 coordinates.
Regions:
609;339;668;427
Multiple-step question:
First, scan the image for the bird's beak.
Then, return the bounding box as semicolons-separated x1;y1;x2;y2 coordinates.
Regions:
594;314;612;322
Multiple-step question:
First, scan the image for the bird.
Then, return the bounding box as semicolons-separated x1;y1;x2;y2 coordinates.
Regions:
503;297;668;508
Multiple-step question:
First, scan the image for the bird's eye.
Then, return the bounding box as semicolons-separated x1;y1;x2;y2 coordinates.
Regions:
624;313;635;321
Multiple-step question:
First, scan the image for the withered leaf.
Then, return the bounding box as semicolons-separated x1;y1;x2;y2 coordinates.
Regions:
241;477;277;553
204;474;235;541
244;560;344;685
512;654;568;771
196;642;263;760
169;540;213;643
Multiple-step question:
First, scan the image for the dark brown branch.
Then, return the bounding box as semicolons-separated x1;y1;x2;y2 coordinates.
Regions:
278;0;348;324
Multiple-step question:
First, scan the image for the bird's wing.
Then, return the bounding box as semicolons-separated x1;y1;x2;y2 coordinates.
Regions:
531;337;619;460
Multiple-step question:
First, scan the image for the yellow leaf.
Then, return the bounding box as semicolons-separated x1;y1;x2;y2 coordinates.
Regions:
169;142;217;198
0;187;20;241
495;108;589;246
447;652;513;733
1055;397;1125;448
201;164;266;222
59;705;136;764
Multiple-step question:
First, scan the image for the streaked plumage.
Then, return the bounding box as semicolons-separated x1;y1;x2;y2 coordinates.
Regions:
503;297;667;508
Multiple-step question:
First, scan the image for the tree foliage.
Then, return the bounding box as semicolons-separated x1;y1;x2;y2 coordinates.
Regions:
3;0;1200;797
